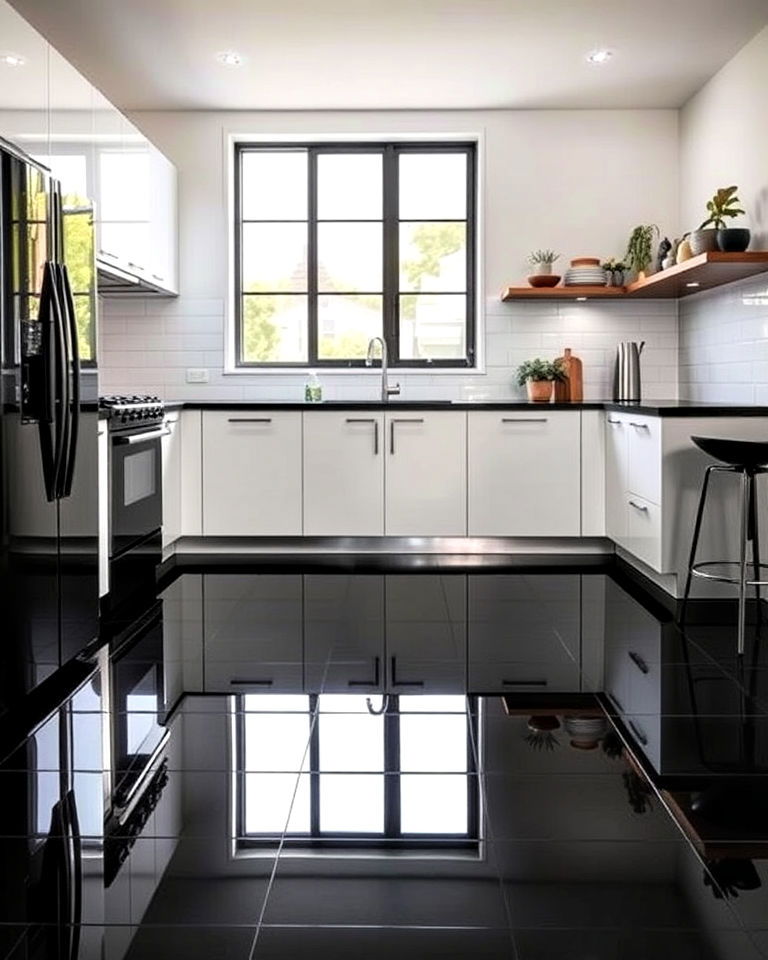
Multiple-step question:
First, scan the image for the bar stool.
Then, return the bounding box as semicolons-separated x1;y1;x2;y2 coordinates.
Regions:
682;436;768;655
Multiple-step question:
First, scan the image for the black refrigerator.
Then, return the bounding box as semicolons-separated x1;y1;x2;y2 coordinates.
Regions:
0;136;100;717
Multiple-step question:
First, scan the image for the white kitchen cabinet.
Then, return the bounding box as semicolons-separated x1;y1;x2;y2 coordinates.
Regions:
468;411;581;536
385;411;467;536
303;411;384;535
468;575;581;692
161;411;182;549
202;410;303;536
385;575;467;694
604;414;629;542
202;575;303;692
304;575;385;692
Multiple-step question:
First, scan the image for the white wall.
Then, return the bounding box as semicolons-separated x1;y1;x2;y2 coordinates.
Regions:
678;26;768;404
100;108;679;401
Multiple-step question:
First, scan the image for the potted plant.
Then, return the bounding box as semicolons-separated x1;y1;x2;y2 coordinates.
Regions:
601;258;628;287
516;357;566;403
625;225;659;281
527;249;561;288
690;185;750;254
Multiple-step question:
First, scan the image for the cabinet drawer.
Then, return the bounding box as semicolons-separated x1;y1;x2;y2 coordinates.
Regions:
468;659;581;693
204;659;302;693
625;494;662;571
626;415;661;505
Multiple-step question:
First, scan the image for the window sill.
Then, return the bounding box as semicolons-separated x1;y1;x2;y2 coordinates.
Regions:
222;365;486;376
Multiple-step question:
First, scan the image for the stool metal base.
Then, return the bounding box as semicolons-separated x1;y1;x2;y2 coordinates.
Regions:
691;560;768;588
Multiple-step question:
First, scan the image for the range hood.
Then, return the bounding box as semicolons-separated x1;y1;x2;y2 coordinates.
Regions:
97;257;177;298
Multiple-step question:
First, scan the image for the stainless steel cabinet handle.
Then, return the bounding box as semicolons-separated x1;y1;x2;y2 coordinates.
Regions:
114;427;172;445
501;679;548;687
100;249;118;259
390;656;424;687
227;417;272;423
502;418;548;423
127;261;145;271
608;690;625;713
229;679;274;686
628;500;649;513
348;656;381;687
628;650;650;674
629;422;650;430
389;418;424;455
628;719;648;746
607;418;622;425
152;274;164;282
346;418;379;455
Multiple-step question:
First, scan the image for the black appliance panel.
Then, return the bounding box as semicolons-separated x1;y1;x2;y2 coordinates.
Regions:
110;429;162;560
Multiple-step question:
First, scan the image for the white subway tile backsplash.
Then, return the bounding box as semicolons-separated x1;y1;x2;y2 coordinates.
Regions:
98;294;679;402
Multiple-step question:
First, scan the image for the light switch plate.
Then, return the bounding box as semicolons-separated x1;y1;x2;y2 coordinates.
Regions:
186;368;210;383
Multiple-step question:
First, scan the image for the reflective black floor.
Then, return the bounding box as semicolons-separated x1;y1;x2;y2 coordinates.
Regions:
5;560;768;959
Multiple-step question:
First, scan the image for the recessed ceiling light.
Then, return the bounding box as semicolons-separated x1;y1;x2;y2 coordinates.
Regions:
216;51;243;67
685;282;700;288
576;296;588;302
587;49;613;66
1;53;26;67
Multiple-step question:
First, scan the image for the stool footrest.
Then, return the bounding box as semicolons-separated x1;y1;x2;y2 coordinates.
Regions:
691;560;768;588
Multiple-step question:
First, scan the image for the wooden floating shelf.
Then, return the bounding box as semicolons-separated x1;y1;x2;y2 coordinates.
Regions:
501;252;768;302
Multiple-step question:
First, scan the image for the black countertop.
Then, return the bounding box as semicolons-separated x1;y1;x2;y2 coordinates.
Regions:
163;398;768;417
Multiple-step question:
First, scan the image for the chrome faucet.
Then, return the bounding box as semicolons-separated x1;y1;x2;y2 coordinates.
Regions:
366;337;400;401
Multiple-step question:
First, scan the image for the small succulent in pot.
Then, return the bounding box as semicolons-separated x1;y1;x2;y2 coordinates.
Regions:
601;257;628;287
693;185;750;254
527;249;560;275
516;357;567;403
625;225;659;281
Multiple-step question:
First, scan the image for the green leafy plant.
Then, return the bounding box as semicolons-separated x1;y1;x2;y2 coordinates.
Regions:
516;358;566;386
601;258;627;272
527;249;560;266
699;186;745;230
625;225;659;275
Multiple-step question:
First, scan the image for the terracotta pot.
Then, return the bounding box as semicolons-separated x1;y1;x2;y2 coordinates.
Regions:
689;228;719;256
528;274;561;288
526;380;553;403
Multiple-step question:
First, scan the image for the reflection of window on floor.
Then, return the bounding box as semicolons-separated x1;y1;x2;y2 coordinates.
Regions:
235;694;478;847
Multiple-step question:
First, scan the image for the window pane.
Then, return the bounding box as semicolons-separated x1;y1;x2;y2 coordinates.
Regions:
319;774;384;833
244;772;311;834
241;151;307;220
318;695;383;772
244;713;311;773
399;695;466;714
400;713;467;773
399;294;467;361
401;774;468;834
317;295;382;360
318;153;382;220
242;223;308;292
241;294;308;363
399;153;467;220
399;222;466;293
318;223;382;293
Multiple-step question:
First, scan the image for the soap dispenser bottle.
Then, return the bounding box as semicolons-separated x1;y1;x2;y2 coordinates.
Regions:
305;371;323;402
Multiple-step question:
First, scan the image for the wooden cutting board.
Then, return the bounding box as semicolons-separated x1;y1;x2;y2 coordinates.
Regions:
554;348;583;402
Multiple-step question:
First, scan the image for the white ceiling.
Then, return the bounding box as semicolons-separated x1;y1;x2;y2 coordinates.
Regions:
6;0;768;112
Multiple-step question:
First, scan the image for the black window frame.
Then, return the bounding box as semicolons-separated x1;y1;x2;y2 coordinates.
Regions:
235;694;480;851
233;140;477;370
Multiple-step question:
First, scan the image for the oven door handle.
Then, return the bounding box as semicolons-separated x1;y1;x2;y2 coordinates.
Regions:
113;427;172;445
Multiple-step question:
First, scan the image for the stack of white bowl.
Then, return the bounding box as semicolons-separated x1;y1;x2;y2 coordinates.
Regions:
563;258;607;287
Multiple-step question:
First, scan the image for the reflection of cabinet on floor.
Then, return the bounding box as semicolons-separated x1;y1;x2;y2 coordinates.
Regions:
467;575;583;693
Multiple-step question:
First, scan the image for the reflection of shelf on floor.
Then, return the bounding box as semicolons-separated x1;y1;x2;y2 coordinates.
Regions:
501;252;768;302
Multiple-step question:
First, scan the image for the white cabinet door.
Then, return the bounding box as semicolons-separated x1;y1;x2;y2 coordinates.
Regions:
148;146;178;294
468;411;580;536
626;414;662;504
303;412;384;535
385;575;467;694
604;414;629;542
203;575;303;692
304;575;384;692
385;412;466;536
202;411;302;536
161;413;182;548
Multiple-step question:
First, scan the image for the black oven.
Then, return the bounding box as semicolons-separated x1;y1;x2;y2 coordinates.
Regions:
110;600;168;811
110;426;164;560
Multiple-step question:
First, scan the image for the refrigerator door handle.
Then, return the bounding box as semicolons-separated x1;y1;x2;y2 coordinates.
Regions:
58;264;81;498
38;262;59;500
50;262;71;500
63;789;83;960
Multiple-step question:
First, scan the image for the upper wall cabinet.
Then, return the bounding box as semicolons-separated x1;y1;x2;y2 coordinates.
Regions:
0;0;178;297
